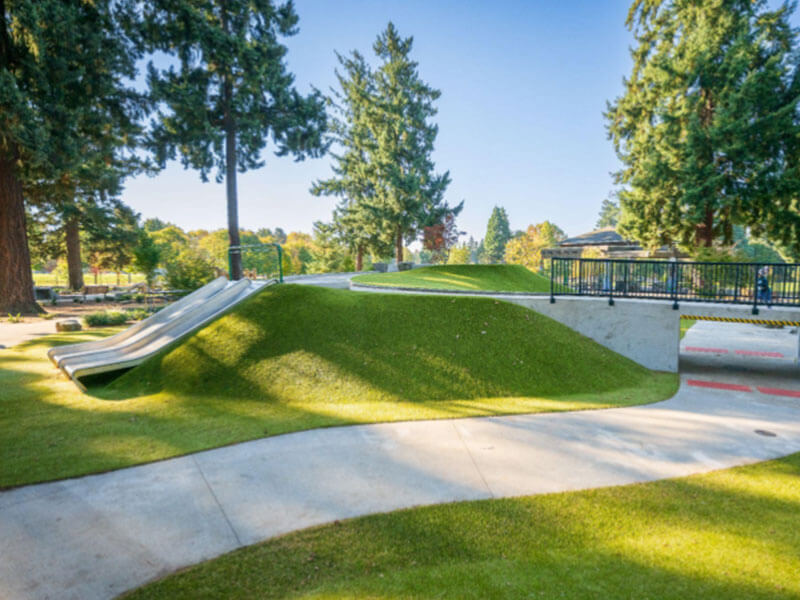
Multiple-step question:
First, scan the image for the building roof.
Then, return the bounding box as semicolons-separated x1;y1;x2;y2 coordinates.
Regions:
558;227;638;247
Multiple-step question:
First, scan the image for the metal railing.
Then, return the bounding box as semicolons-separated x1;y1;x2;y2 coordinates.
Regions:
549;257;800;314
228;243;283;283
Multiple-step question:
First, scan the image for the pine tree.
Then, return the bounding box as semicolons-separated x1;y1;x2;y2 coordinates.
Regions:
315;24;452;265
606;0;800;252
370;24;452;263
311;50;391;270
1;0;142;312
483;206;511;263
596;195;621;229
144;0;327;280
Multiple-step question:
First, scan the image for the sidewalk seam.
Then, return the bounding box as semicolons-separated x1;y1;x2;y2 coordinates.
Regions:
452;422;495;499
192;455;243;547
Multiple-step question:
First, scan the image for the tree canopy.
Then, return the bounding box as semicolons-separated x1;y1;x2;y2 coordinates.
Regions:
596;195;621;229
313;23;454;265
483;206;511;263
606;0;800;253
1;0;142;312
144;0;327;280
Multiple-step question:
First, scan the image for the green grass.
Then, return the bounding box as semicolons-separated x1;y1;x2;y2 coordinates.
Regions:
681;317;697;339
352;264;552;292
125;453;800;599
0;285;676;488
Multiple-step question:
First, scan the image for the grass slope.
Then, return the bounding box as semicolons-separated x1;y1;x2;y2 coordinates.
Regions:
112;284;673;407
0;285;675;488
126;453;800;599
352;264;551;292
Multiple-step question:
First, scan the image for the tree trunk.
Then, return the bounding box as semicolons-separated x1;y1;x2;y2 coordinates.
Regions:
222;10;242;281
356;246;363;271
65;215;84;291
0;151;41;314
395;227;403;264
225;121;241;280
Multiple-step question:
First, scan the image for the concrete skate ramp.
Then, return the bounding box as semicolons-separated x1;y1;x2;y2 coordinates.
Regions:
48;277;275;389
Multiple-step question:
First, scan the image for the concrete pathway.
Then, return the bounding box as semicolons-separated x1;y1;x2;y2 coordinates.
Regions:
0;320;57;350
1;323;799;599
284;272;361;289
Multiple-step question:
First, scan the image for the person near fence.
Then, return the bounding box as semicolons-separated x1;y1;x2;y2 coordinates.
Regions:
757;267;772;307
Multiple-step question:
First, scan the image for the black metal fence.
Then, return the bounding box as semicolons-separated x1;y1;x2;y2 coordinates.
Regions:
549;257;800;313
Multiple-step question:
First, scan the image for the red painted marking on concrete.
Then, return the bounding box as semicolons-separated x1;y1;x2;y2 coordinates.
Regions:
757;386;800;398
735;350;784;358
687;379;753;392
685;346;729;354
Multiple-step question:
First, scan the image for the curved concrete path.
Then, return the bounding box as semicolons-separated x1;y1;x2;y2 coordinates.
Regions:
1;311;799;599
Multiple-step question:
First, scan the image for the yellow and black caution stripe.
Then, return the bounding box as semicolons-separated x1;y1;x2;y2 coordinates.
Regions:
683;315;800;327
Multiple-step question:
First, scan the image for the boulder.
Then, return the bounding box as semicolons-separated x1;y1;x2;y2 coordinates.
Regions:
56;319;82;332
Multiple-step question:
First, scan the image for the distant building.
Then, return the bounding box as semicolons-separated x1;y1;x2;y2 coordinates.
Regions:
541;227;681;261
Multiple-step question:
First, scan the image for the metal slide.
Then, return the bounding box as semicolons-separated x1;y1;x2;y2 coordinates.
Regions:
49;277;275;390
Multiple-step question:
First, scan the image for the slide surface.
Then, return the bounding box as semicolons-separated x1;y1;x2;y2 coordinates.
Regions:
49;278;275;389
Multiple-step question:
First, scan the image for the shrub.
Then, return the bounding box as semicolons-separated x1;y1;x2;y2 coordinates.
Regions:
164;248;216;291
84;311;129;327
124;307;161;321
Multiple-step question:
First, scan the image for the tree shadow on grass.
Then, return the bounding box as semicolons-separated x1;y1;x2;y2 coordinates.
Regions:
130;455;800;599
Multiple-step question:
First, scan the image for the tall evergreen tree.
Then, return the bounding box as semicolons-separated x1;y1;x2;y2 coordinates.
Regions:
596;194;621;229
1;0;141;312
483;206;511;263
143;0;327;280
315;24;452;265
606;0;800;252
370;23;452;263
311;50;391;270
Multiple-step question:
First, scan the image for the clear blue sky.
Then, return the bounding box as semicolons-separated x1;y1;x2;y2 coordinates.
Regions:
119;1;679;240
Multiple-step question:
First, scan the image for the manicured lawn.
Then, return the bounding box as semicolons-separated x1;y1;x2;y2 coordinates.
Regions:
0;285;676;488
681;317;697;339
352;264;552;292
125;452;800;599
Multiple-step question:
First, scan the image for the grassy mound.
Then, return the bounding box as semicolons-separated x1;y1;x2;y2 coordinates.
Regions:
351;264;551;292
126;453;800;599
1;285;674;488
112;284;672;408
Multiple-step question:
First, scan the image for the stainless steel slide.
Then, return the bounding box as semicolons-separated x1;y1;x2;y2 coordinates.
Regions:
49;277;275;390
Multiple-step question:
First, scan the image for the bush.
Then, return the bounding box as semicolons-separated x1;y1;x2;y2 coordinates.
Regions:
124;307;161;321
84;311;129;327
164;248;216;291
134;293;145;303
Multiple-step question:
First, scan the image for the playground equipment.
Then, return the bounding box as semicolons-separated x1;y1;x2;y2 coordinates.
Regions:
49;277;275;390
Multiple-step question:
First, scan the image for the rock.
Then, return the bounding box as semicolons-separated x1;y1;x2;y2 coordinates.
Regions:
56;319;82;332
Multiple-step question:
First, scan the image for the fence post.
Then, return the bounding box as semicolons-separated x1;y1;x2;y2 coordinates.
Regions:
671;261;679;310
276;244;283;283
607;260;614;306
550;258;555;303
752;264;759;315
228;246;238;280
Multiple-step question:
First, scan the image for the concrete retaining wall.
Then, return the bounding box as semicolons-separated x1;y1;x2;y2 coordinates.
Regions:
500;296;681;373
